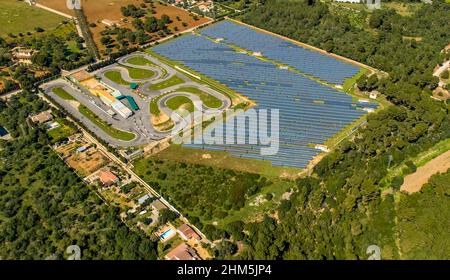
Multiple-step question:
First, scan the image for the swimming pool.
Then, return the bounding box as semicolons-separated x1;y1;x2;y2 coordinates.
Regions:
159;228;175;240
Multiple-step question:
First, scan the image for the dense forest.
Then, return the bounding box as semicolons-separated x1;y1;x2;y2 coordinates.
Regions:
217;0;450;259
134;158;271;223
0;92;157;259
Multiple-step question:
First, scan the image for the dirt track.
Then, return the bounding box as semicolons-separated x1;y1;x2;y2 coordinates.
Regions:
401;150;450;193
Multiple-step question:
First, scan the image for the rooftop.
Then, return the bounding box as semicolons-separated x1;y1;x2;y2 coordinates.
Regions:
98;170;119;185
165;243;201;261
30;111;53;124
151;199;168;211
177;224;201;241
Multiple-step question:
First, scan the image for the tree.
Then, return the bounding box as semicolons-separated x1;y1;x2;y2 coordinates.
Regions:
158;209;177;224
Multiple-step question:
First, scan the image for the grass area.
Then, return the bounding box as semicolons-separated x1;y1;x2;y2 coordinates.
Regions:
150;99;160;115
343;68;367;93
78;105;135;141
165;96;195;113
52;87;76;101
149;75;184;91
104;71;131;86
151;145;304;179
178;87;223;108
125;66;155;80
126;56;155;66
126;55;168;76
383;2;423;17
47;118;77;143
0;0;65;36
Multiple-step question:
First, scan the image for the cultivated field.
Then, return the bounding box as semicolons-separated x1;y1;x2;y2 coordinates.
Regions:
0;0;65;36
66;149;108;177
401;150;450;193
38;0;211;52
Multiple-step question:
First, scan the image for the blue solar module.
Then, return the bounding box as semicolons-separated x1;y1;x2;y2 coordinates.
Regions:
152;33;377;169
199;20;360;85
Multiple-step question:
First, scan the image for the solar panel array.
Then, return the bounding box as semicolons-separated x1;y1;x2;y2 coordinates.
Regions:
200;20;360;85
152;32;376;169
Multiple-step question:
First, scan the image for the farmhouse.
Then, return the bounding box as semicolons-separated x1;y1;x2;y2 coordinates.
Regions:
30;111;53;124
151;199;168;211
195;1;214;12
98;170;120;186
177;224;201;241
165;243;201;260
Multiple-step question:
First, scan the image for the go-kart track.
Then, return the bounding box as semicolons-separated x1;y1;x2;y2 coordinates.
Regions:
42;53;231;147
151;19;379;169
40;20;378;169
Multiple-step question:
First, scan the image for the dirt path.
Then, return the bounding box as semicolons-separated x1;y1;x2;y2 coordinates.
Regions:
401;150;450;193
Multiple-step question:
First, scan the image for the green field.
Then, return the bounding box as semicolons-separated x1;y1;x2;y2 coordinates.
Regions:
125;66;155;80
0;0;65;36
166;96;195;113
178;87;223;108
151;145;304;179
126;56;155;66
149;75;185;91
78;105;135;141
47;118;77;143
52;87;76;101
104;71;131;86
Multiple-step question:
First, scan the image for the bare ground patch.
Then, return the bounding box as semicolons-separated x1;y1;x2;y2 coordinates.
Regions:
401;150;450;193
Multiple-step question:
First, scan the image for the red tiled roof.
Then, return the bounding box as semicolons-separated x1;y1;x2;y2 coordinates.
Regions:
98;170;118;185
177;224;201;241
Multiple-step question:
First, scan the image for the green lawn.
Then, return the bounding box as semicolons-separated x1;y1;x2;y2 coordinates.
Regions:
152;145;304;179
0;0;65;36
52;87;76;101
78;105;135;141
166;96;195;113
104;71;131;86
126;56;168;76
150;99;160;115
149;75;185;91
126;57;155;66
47;118;77;143
178;87;223;109
125;66;155;80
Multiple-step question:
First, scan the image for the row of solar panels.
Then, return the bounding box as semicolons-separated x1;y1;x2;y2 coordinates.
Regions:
199;20;360;85
152;33;376;168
